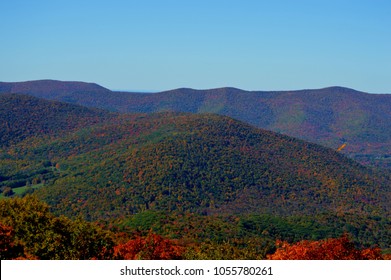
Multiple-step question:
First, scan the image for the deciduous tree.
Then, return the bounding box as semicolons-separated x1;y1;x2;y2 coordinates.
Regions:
267;235;383;260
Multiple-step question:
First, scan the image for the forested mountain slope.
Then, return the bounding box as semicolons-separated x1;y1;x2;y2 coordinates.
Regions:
0;94;114;146
1;94;390;252
0;94;389;221
119;86;391;168
1;80;390;168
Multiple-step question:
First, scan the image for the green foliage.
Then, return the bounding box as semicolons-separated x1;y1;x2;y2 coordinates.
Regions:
120;211;166;232
237;213;391;249
183;238;275;260
0;196;115;259
0;184;44;199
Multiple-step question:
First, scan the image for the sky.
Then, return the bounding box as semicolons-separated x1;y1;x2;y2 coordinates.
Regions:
1;0;390;93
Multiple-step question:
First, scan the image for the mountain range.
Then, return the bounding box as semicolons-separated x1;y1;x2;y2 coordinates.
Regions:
0;81;390;252
1;80;390;168
1;94;390;218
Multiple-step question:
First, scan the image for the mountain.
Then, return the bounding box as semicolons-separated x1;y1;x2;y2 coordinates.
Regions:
117;86;391;169
1;94;390;251
0;94;389;221
0;80;145;112
1;81;390;168
0;79;110;98
0;94;114;147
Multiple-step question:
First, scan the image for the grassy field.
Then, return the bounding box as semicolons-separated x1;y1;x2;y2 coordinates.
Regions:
0;183;44;199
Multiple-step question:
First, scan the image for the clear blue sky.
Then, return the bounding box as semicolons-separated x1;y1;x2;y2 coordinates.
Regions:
1;0;390;92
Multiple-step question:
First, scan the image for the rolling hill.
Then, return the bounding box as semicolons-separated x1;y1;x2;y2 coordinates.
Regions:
1;94;390;252
1;80;390;168
0;93;114;147
0;94;389;219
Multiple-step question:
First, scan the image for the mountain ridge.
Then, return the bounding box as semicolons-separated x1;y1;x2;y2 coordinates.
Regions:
1;94;389;221
1;80;390;168
0;79;110;94
0;93;115;147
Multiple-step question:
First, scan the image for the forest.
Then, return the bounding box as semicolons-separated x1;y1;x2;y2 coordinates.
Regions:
0;93;390;260
1;196;389;260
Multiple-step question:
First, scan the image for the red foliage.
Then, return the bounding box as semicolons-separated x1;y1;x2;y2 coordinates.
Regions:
0;223;26;259
268;235;383;260
113;231;183;260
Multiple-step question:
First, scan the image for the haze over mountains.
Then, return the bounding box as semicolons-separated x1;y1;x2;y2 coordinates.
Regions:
1;80;390;168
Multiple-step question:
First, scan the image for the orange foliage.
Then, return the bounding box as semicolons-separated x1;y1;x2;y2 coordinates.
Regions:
12;253;39;260
0;223;26;259
113;231;183;260
268;235;383;260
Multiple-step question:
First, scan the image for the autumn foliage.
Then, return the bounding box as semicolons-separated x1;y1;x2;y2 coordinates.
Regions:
0;196;115;260
0;223;24;259
113;231;183;260
267;235;383;260
0;197;388;260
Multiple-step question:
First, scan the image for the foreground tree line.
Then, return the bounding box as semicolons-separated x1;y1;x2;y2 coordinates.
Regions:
0;196;388;260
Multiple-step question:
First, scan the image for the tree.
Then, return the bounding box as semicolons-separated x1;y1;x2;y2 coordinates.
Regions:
267;235;383;260
0;195;115;259
2;187;14;197
113;231;183;260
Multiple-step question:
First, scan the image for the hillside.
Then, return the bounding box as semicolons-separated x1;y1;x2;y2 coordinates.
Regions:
1;81;390;168
36;113;391;219
1;95;390;251
121;86;391;168
0;95;388;218
0;94;114;147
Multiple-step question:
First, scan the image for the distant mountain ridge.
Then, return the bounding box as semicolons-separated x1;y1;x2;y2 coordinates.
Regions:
0;79;110;97
1;80;390;168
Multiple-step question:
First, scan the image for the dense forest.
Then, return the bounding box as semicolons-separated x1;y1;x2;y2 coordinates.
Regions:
1;196;389;260
0;93;390;259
